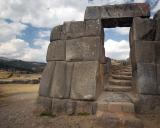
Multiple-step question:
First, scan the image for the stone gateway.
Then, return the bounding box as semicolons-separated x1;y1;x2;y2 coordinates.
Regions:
37;3;160;128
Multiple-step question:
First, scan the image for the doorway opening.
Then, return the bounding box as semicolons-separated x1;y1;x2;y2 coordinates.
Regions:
104;27;130;61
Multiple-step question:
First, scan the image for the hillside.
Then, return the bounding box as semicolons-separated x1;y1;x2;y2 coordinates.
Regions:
0;57;46;73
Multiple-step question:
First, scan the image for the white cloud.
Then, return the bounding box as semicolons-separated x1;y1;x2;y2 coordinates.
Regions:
104;39;130;60
0;38;49;62
105;27;130;35
0;20;26;42
38;30;50;38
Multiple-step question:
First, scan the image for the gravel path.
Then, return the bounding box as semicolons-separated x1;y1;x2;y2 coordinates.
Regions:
0;92;96;128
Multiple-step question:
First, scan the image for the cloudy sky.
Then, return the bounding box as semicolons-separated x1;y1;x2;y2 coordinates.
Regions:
0;0;160;62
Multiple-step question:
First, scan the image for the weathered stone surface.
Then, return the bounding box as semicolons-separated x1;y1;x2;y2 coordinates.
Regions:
154;10;160;41
65;62;74;98
37;96;52;113
157;64;160;94
52;99;67;115
135;94;160;114
85;3;150;27
50;61;67;98
63;20;102;39
84;6;101;20
39;61;56;97
50;25;64;42
46;40;66;61
66;37;101;61
124;117;143;128
156;43;160;64
135;41;156;63
70;61;100;100
132;17;155;41
136;63;157;94
75;101;97;115
66;100;76;115
85;19;102;36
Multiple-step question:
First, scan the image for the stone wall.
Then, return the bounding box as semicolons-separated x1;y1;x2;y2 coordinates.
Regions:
38;19;106;115
130;11;160;113
38;3;160;115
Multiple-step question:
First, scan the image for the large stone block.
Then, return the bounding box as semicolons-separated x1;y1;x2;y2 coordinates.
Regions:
135;41;156;63
157;64;160;94
50;25;64;42
85;19;102;36
84;6;101;20
132;17;155;41
52;99;67;115
154;10;160;41
39;61;56;97
46;40;66;61
156;43;160;64
136;63;157;94
66;37;101;61
63;20;102;39
70;61;100;100
75;101;97;115
36;96;52;114
135;94;160;114
85;3;150;27
50;61;68;98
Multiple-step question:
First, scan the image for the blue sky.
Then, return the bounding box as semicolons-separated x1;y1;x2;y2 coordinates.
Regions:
0;0;159;62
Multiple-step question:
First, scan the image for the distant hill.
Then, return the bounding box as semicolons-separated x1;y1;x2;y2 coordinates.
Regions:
0;57;46;73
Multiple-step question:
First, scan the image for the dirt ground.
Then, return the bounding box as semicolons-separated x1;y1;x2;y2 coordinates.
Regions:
0;84;160;128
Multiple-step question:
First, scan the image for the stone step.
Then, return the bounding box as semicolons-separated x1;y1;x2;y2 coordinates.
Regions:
109;79;132;86
104;85;132;92
96;112;143;128
112;75;132;80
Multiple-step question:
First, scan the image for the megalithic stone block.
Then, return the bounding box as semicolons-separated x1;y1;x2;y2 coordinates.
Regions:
46;40;66;61
157;64;160;94
66;37;101;61
154;10;160;41
135;41;156;63
136;63;157;95
156;43;160;64
50;25;64;42
50;61;67;98
63;20;102;39
70;61;101;100
39;61;56;97
132;17;155;41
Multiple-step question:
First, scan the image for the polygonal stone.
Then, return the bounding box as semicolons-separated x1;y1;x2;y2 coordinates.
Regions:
157;64;160;94
154;10;160;41
66;37;101;61
156;43;160;64
85;19;102;36
132;17;155;41
136;63;157;94
84;6;101;20
50;61;67;98
37;96;52;114
52;99;67;115
135;94;160;114
85;3;150;27
135;41;156;63
63;21;85;39
50;25;64;42
39;61;56;97
75;101;97;115
70;61;100;100
46;40;66;61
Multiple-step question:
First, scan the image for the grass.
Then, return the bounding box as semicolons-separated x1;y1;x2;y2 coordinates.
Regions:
0;70;13;79
0;84;39;98
40;112;56;117
77;112;90;116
